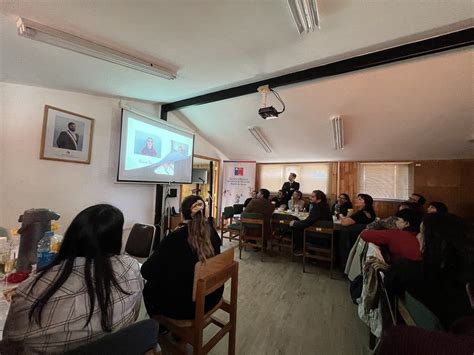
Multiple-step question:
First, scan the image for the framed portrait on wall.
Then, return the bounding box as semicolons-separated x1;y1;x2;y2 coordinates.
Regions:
40;105;94;164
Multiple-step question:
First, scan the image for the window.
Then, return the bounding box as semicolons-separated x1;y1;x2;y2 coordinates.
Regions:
359;162;414;200
258;163;330;195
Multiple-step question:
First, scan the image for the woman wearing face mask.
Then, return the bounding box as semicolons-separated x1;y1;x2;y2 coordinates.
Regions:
141;195;223;320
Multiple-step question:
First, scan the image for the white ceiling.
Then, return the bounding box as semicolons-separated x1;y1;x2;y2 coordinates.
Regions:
0;0;472;102
0;1;472;162
176;48;473;162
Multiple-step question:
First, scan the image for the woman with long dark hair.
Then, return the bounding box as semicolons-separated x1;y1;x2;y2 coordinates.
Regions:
3;204;143;353
141;195;222;320
341;193;376;226
332;193;353;217
385;213;474;328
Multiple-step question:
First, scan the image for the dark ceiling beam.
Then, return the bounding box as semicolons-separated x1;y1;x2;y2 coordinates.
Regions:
161;27;473;117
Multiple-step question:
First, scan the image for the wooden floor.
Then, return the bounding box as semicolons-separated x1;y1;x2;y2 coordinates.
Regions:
194;239;369;355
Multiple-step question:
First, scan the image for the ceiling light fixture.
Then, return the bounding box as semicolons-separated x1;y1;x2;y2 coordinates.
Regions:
248;126;272;153
332;116;344;150
16;17;176;80
288;0;320;34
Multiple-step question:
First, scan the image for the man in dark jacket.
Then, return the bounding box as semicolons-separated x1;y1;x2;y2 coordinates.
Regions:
282;173;300;204
245;188;275;244
290;190;332;253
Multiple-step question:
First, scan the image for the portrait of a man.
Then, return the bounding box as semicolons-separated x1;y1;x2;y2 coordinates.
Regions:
56;122;80;150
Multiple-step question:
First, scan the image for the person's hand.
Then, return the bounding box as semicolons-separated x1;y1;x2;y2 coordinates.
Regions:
289;221;295;227
191;200;204;217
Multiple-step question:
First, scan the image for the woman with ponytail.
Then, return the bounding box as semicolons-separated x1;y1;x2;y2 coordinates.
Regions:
141;195;223;320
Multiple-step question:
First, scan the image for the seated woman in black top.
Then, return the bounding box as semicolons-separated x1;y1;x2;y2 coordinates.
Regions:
341;193;376;226
141;195;223;320
332;193;353;217
384;213;474;329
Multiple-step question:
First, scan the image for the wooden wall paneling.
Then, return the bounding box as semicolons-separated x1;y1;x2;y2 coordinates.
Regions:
328;162;338;205
373;201;400;219
414;160;474;221
338;162;359;202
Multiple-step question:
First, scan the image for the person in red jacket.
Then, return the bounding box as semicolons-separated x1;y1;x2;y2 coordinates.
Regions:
361;209;423;262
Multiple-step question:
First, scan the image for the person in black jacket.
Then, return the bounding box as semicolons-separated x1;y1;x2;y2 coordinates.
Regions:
141;195;223;320
282;173;300;204
290;190;332;253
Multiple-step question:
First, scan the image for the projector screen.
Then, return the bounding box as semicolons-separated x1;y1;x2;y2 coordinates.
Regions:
118;109;194;183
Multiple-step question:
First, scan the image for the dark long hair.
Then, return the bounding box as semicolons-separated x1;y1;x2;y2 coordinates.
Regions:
181;195;214;262
339;193;352;207
314;190;327;204
29;204;129;331
421;213;472;283
358;193;376;218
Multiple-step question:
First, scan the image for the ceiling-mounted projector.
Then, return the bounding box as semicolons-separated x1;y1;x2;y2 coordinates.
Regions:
257;85;285;120
258;106;280;119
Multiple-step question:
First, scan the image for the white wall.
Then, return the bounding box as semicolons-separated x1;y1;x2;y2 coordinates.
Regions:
167;111;227;161
0;82;159;233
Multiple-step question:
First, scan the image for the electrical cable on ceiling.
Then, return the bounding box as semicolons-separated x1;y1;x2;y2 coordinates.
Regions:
270;88;286;114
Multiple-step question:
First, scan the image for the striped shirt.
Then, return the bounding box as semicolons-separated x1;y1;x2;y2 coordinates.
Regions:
3;255;143;354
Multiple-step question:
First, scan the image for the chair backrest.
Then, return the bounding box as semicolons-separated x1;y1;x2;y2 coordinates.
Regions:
240;212;264;226
305;220;334;235
222;206;234;219
125;223;156;258
65;319;159;355
193;247;236;301
233;204;244;215
272;213;298;223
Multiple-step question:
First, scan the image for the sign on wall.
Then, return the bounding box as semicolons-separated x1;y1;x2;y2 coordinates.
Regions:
221;160;256;210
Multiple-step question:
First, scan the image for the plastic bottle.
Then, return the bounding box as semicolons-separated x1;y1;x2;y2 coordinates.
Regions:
50;233;63;253
37;231;55;270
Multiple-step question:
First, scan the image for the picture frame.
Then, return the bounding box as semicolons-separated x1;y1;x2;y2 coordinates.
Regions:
40;105;95;164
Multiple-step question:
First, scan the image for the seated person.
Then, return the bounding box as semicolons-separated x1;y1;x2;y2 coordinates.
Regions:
340;193;376;226
288;190;305;211
367;201;423;230
271;189;286;209
332;193;353;217
141;196;222;320
384;213;474;329
243;190;257;208
245;188;276;244
290;190;332;253
409;192;426;206
3;204;143;353
427;201;448;214
361;209;423;262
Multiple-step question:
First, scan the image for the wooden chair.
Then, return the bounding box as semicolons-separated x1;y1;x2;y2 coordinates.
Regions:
271;213;297;260
221;206;240;244
239;212;265;262
232;204;244;215
155;247;238;355
303;221;335;277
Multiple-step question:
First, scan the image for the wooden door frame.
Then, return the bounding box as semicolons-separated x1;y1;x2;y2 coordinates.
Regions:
194;154;220;220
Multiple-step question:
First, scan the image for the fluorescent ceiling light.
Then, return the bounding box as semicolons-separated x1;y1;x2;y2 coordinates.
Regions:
331;116;344;150
248;126;272;153
16;17;176;80
288;0;320;34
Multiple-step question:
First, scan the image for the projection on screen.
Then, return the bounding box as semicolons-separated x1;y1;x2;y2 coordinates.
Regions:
118;109;194;183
